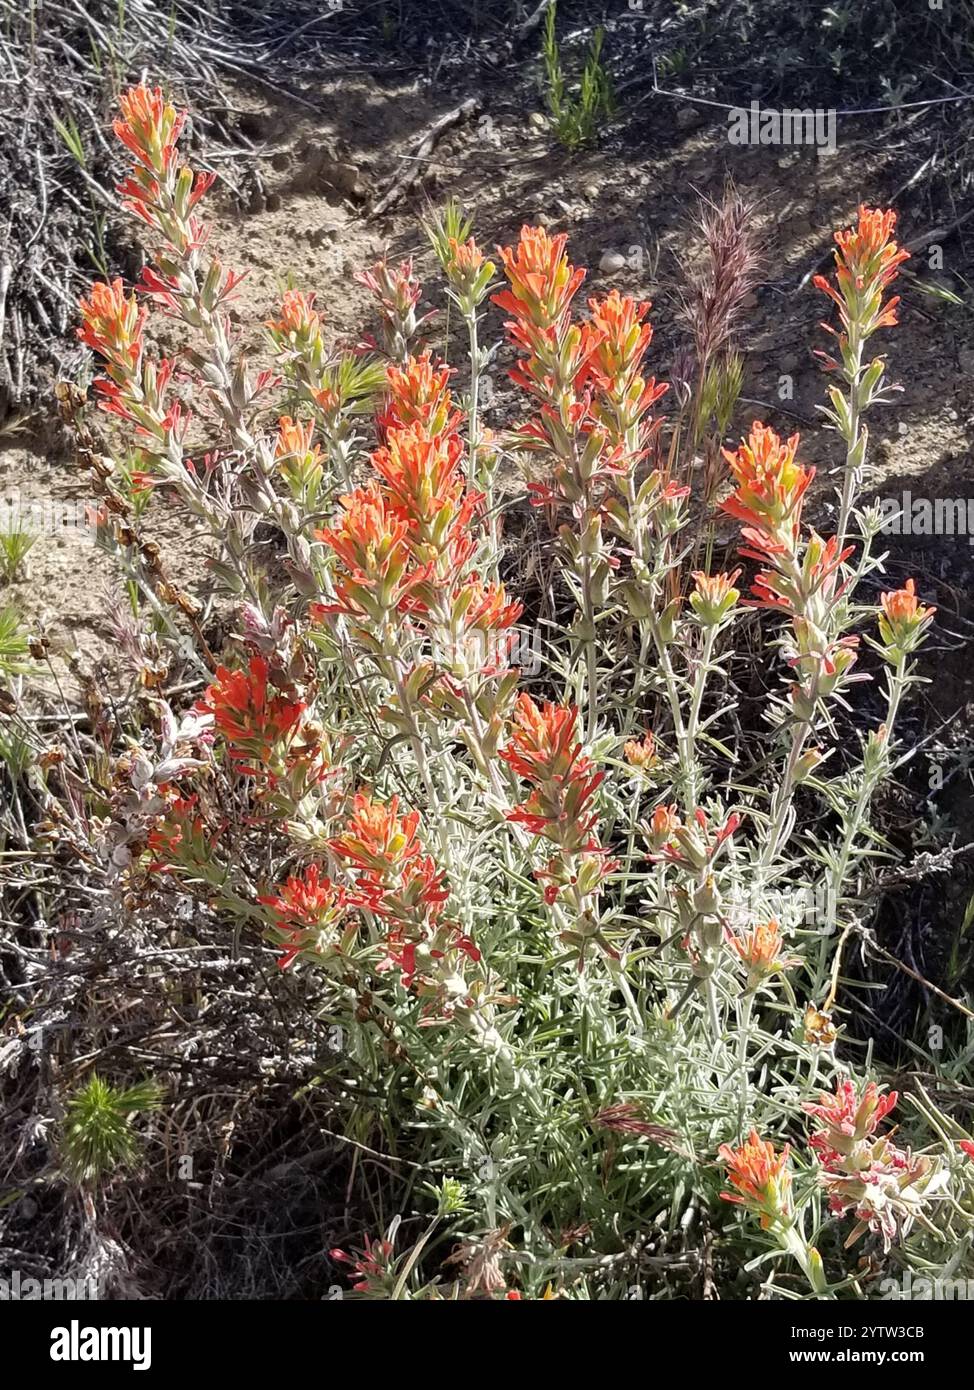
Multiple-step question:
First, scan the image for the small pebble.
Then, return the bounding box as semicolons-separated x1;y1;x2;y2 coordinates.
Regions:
599;250;626;274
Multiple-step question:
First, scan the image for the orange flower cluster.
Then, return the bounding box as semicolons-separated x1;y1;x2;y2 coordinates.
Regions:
644;805;741;871
259;864;352;971
267;290;325;359
146;793;216;876
814;205;910;357
380;351;461;439
330;792;480;1012
725;918;798;991
803;1080;934;1251
113;85;215;245
623;730;658;771
274;415;323;493
442;235;495;314
584;289;668;449
77;85;251;465
877;579;936;662
721;422;814;562
77;279;147;370
721;422;864;716
316;351;522;680
500;694;616;954
719;1130;794;1231
689;568;741;627
196;656;325;791
77;275;185;443
494;226;667;510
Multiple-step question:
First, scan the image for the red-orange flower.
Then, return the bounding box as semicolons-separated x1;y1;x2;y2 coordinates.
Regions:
260;865;350;970
803;1079;899;1166
649;806;741;870
330;1232;397;1294
721;422;814;553
877;578;936;658
112;85;215;234
583;290;669;445
370;424;479;573
196;657;307;778
493;225;585;331
381;352;460;439
330;793;478;997
586;290;652;379
315;482;428;622
267;290;324;353
448;236;485;275
689;568;742;625
356;257;422;316
445;575;524;676
644;802;681;850
113;84;184;174
146;793;215;874
500;694;617;933
624;731;658;771
719;1130;793;1229
275;415;319;462
77;279;146;369
749;531;852;616
330;792;422;878
501;694;604;847
441;236;496;311
813;205;909;334
726;918;798;988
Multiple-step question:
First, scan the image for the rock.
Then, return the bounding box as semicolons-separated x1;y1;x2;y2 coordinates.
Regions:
599;250;626;274
897;421;910;437
328;162;363;198
584;184;600;201
529;112;548;131
675;104;703;133
308;227;337;248
946;407;959;422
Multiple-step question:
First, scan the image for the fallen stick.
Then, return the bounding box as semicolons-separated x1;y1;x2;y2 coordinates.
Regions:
371;96;480;218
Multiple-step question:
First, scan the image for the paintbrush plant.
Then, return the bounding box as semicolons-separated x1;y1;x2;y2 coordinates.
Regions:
12;85;969;1301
